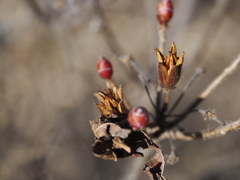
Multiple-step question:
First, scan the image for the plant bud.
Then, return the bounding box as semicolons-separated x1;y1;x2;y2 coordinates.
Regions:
156;0;173;25
128;106;149;129
96;56;113;79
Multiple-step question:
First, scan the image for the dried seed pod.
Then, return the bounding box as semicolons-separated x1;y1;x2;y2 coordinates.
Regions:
96;56;113;79
128;106;149;129
156;0;173;25
94;86;127;118
155;42;184;90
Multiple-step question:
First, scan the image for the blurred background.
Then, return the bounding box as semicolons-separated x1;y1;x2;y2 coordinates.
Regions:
0;0;240;179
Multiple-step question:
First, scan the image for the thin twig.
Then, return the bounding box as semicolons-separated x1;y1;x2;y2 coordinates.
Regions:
188;0;230;66
96;49;154;88
168;68;204;115
161;89;170;113
199;54;240;99
93;0;124;55
143;85;158;112
119;55;154;87
159;118;240;141
156;86;162;117
158;25;166;53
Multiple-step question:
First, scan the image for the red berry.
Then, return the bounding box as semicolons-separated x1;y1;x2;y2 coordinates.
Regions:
96;56;113;79
156;0;173;25
128;106;149;129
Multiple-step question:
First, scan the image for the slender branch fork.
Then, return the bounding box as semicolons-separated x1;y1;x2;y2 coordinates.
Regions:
151;54;240;138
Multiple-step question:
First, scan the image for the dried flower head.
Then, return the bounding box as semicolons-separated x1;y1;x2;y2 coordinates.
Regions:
155;42;184;90
156;0;173;26
94;86;126;118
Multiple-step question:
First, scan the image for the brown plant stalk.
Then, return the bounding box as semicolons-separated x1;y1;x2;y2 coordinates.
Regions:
159;119;240;141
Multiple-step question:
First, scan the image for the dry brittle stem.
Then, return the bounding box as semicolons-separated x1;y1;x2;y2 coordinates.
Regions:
199;54;240;99
158;25;166;53
153;54;240;137
161;89;170;113
159;118;240;141
168;68;204;115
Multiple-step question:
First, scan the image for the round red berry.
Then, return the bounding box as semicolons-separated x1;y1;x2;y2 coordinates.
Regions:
156;0;173;25
96;57;113;79
128;106;149;129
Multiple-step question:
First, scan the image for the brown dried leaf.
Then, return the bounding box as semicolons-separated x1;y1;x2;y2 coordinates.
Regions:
93;122;131;139
90;118;166;180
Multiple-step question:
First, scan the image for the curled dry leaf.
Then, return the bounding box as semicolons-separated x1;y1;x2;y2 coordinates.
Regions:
90;118;166;179
90;86;166;180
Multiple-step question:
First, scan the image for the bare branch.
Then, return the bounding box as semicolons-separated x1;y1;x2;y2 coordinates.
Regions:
158;25;166;53
159;118;240;141
168;68;204;115
199;54;240;99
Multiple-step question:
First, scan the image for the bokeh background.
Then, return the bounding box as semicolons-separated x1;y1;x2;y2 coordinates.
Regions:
0;0;240;180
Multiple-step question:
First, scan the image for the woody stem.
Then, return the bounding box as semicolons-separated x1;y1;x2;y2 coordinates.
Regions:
161;89;170;113
158;25;166;53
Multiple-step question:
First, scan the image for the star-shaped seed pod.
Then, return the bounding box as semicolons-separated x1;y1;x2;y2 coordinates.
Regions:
94;86;127;119
155;42;184;90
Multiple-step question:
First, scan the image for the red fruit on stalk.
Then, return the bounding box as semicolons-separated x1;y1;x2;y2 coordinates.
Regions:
156;0;173;25
128;106;149;129
96;56;113;79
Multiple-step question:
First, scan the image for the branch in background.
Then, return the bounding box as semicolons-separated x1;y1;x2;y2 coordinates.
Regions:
187;0;230;65
25;0;50;23
143;84;158;112
119;55;154;87
92;0;124;55
159;119;240;141
199;54;240;99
